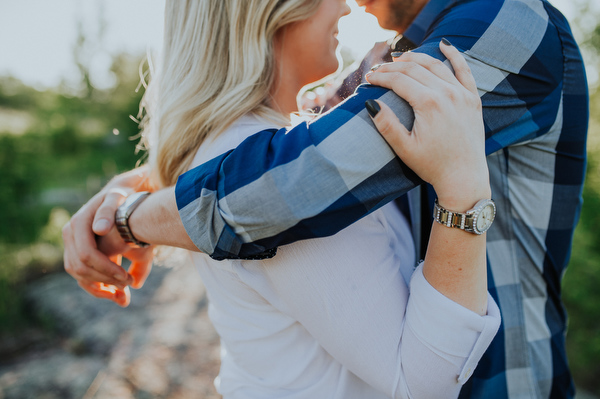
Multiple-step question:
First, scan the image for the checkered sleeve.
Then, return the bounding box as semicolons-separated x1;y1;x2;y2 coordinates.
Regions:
175;0;585;266
176;84;422;259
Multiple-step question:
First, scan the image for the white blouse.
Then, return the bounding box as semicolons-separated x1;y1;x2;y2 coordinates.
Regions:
188;114;501;399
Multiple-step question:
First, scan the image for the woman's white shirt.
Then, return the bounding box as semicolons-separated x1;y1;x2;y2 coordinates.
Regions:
189;114;501;399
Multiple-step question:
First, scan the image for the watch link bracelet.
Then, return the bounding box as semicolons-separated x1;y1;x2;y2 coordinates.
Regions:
115;191;152;248
433;198;496;235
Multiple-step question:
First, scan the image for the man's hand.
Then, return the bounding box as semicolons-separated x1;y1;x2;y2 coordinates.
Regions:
90;166;154;235
62;166;155;306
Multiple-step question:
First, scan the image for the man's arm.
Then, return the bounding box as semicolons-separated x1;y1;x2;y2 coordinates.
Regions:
176;84;422;259
118;187;197;251
176;0;571;259
67;0;571;269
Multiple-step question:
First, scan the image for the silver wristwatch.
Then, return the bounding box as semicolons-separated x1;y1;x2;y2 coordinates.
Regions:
115;191;151;248
433;198;496;235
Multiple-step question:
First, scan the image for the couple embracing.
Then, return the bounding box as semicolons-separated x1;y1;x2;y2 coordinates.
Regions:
63;0;588;398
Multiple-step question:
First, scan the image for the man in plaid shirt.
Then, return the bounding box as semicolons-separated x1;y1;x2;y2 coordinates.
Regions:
64;0;588;397
175;0;588;396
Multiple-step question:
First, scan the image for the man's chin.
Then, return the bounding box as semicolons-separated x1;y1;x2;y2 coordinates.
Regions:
356;0;375;8
356;0;387;27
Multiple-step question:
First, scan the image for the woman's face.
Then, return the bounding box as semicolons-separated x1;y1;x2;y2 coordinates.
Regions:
277;0;351;87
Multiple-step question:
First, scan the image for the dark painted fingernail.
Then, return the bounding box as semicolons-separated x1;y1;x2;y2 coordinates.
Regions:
370;64;381;72
365;100;380;118
391;51;403;58
441;38;452;46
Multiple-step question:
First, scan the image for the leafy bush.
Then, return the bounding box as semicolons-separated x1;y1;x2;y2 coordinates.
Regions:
0;53;145;330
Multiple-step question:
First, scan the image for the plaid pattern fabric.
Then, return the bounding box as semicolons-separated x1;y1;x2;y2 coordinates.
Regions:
175;0;588;397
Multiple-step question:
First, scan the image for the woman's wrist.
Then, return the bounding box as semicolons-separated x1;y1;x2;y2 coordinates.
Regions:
430;163;490;210
435;180;492;212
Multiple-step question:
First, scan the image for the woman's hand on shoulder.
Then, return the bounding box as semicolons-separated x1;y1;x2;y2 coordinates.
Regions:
365;40;490;210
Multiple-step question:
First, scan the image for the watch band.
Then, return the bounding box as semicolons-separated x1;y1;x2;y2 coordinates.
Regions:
433;198;496;235
115;191;151;248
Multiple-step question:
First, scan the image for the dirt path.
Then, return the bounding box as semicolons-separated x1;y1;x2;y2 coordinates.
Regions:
0;258;221;399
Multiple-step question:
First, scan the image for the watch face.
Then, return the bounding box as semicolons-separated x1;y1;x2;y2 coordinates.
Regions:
475;203;496;233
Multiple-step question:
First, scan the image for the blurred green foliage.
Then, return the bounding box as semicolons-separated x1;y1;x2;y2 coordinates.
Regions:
557;2;600;394
563;83;600;395
0;53;145;331
0;4;599;397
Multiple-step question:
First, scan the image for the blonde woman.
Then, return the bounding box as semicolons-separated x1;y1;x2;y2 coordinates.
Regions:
66;0;500;397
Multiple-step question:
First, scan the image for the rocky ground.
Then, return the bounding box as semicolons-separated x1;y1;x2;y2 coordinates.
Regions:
2;258;599;399
0;258;222;399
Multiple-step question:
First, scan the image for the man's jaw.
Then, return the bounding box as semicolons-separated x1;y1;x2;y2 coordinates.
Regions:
355;0;383;21
356;0;375;8
355;0;408;34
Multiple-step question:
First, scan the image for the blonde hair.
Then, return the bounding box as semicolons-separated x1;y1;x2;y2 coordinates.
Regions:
140;0;323;187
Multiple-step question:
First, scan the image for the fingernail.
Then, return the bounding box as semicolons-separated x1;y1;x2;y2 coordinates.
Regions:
391;51;403;58
93;219;110;232
370;64;381;72
114;273;127;282
365;100;380;118
441;38;452;46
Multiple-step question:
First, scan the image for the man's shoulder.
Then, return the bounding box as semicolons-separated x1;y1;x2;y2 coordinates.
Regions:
447;0;550;20
427;0;564;73
438;0;567;47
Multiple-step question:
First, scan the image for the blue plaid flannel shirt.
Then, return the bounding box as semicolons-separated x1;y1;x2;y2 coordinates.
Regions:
175;0;588;397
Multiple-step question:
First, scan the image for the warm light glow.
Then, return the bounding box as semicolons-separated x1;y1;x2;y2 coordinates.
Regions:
0;0;582;89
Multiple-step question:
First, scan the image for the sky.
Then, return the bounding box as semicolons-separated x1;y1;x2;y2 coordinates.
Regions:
0;0;581;90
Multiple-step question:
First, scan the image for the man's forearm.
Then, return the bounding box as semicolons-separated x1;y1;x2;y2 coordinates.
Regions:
129;187;199;252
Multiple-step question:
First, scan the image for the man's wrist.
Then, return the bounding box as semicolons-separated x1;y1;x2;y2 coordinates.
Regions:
115;191;152;248
96;227;132;257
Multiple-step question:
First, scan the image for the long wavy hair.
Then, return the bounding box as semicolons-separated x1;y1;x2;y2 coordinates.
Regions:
139;0;324;187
